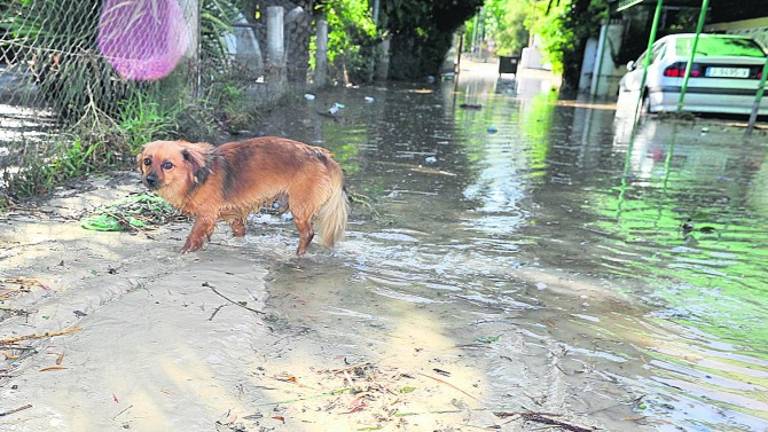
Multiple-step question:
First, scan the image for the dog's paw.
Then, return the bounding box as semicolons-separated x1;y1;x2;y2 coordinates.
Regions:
181;237;205;254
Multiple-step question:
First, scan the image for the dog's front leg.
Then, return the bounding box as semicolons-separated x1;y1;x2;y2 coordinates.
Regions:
181;216;216;253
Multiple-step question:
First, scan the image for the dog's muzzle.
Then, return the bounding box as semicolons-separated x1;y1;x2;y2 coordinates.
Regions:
144;173;159;189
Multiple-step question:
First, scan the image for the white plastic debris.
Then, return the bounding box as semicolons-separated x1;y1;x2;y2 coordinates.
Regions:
364;96;375;103
304;93;316;100
424;156;437;164
328;102;346;115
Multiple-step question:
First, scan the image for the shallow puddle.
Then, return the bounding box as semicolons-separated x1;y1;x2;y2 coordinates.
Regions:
251;69;768;431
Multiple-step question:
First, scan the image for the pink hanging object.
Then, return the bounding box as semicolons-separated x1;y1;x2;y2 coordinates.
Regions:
97;0;190;81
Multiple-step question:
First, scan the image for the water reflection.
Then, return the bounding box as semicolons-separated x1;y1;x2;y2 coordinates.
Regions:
254;66;768;431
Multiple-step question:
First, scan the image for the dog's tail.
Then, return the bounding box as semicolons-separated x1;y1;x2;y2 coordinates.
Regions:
317;168;348;248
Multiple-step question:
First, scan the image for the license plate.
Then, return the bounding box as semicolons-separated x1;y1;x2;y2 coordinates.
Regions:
705;67;750;78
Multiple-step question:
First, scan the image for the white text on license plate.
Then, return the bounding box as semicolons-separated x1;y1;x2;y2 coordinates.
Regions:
706;67;750;78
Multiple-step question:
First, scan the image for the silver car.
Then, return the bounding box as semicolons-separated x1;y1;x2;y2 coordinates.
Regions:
619;33;767;115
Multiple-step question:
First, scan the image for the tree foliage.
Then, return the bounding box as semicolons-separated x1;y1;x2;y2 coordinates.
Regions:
466;0;529;57
321;0;377;81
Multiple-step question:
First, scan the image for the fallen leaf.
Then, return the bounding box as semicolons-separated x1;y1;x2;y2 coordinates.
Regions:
113;393;119;403
272;415;285;424
399;386;417;394
476;335;501;344
39;366;67;372
55;352;64;365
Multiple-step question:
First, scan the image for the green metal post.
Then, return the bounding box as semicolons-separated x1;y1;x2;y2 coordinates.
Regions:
677;0;709;112
635;0;664;121
746;57;768;135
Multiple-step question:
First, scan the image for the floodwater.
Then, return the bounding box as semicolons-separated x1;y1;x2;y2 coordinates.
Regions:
251;64;768;431
2;63;767;432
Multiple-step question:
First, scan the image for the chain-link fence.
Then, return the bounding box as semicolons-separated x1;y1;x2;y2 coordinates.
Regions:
0;0;318;199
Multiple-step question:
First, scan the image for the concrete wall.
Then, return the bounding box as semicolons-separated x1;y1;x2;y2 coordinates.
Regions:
588;21;625;98
519;35;551;71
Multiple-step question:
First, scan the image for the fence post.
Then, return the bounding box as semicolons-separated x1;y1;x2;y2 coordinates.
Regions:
175;0;200;98
314;15;328;87
266;6;286;85
375;38;390;81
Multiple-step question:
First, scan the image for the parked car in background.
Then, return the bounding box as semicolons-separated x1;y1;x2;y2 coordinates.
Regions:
618;33;768;115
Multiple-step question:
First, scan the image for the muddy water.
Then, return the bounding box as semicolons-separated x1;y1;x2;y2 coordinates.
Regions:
249;69;768;431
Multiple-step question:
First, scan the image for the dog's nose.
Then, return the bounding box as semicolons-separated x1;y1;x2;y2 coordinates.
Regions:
145;173;159;189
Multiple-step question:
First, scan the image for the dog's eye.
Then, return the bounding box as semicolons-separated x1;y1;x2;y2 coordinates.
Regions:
161;161;174;170
143;158;151;166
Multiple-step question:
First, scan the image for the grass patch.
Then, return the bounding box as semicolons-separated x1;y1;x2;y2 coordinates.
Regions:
2;71;275;205
118;92;181;154
5;137;114;198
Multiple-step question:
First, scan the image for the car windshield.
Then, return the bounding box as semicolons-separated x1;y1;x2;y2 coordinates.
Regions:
675;36;766;57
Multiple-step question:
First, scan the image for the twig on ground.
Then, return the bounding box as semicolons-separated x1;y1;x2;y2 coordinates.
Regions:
0;404;32;417
494;412;594;432
208;304;229;321
417;372;478;401
112;404;134;420
0;326;80;346
202;282;265;316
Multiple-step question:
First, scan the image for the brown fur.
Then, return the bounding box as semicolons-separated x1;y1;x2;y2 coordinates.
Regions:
137;137;348;255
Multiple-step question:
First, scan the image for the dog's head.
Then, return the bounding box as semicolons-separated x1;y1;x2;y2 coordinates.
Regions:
137;140;213;200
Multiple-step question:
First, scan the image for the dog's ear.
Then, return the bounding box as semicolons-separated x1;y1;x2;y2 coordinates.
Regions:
136;146;147;173
181;147;211;185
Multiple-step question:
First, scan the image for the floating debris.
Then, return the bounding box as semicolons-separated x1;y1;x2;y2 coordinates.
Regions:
80;193;182;232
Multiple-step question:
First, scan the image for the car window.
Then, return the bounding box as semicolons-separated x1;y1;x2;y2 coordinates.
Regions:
675;36;766;57
634;41;665;66
652;43;666;62
635;50;647;65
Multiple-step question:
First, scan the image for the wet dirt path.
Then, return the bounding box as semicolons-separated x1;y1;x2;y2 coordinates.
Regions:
2;65;768;431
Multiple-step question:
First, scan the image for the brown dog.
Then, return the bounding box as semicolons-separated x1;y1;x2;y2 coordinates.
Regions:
137;137;348;255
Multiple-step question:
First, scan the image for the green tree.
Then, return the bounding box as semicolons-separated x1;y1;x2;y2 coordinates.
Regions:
321;0;377;83
466;0;529;57
527;0;608;90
